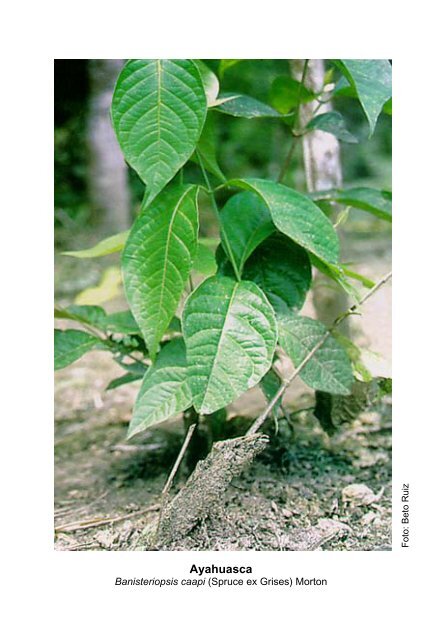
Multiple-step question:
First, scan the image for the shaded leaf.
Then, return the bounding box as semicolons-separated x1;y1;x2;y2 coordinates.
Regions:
219;191;275;277
127;339;192;438
312;187;392;222
260;367;283;424
311;256;362;302
112;59;207;205
122;184;199;359
105;310;141;334
183;276;277;414
193;112;226;182
334;59;392;136
54;329;105;370
54;305;107;328
278;315;354;395
307;111;358;143
229;178;340;264
314;377;391;435
106;371;145;391
193;242;217;276
269;76;315;114
215;93;283;118
62;231;129;258
242;234;311;315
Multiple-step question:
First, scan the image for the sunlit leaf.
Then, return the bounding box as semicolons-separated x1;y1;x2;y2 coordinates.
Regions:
62;231;129;258
122;184;199;359
112;59;207;205
183;275;277;414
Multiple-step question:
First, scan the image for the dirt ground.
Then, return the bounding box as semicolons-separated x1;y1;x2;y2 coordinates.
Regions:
54;224;391;552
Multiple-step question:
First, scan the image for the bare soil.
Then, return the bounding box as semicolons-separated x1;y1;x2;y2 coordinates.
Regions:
54;351;391;551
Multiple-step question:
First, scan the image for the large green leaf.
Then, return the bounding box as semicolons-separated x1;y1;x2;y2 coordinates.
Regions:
183;276;277;414
306;111;358;144
54;329;105;370
62;231;129;259
112;59;207;205
127;338;192;438
278;316;353;395
334;60;392;136
242;235;311;315
229;179;340;264
122;184;199;359
219;191;275;277
215;93;283;118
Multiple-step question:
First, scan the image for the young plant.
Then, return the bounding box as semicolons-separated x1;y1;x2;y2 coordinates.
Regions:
55;59;392;444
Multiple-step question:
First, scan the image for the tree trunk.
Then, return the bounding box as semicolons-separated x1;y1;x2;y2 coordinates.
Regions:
87;59;131;233
290;59;349;332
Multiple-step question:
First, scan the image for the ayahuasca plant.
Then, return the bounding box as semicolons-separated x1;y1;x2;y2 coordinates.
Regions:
55;59;392;445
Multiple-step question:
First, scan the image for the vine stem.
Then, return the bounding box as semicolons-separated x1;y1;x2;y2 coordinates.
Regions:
247;270;392;435
277;59;309;183
195;150;241;281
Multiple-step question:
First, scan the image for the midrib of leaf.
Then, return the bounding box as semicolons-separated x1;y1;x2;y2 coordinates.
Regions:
154;185;194;353
200;281;239;409
156;59;162;165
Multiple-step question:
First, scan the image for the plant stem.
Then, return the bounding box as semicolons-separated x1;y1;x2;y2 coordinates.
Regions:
247;270;392;435
196;150;241;281
277;59;309;183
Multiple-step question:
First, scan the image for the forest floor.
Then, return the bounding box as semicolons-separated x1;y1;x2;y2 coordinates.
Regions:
54;223;392;552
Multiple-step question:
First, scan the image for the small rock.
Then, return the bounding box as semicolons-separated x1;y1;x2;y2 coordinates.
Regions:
342;483;378;506
281;508;293;518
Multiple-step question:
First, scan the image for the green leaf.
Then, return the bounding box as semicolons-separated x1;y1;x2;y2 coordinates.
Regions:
194;60;219;107
219;191;275;277
307;111;358;144
112;59;207;205
183;275;277;414
106;371;145;391
54;329;105;370
269;76;316;114
278;316;354;395
260;367;282;424
310;256;362;302
242;235;311;315
105;310;141;334
215;93;283;118
228;178;340;264
54;305;107;328
193;242;217;276
75;266;122;305
122;184;199;359
127;338;193;438
193;113;226;182
312;187;392;222
334;60;392;136
332;332;373;383
62;231;129;258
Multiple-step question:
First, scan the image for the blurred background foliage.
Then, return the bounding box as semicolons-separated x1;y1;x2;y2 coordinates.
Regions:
54;59;391;247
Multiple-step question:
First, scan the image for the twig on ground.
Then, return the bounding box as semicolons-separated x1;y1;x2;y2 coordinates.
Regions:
55;504;159;533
